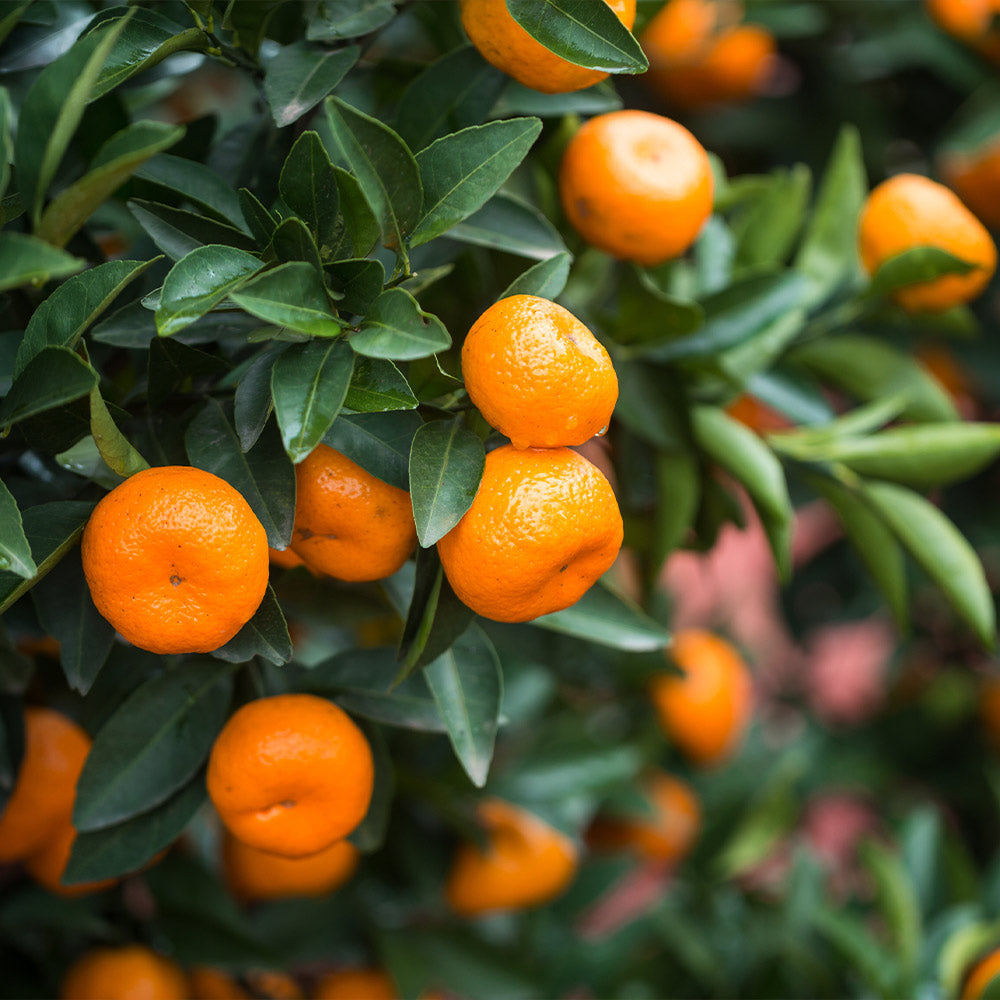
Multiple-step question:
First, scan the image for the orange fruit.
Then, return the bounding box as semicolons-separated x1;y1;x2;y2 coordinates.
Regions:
642;0;776;109
649;629;753;766
207;693;374;858
313;969;397;1000
926;0;1000;60
586;772;700;863
221;829;360;902
60;945;188;1000
24;822;119;897
0;707;90;863
724;394;793;434
559;109;714;266
461;295;618;450
981;677;1000;751
82;466;269;655
14;634;62;658
857;173;997;313
459;0;637;94
290;445;416;582
445;798;579;916
962;947;1000;1000
269;546;308;571
941;139;1000;229
437;444;623;623
245;971;303;999
188;967;250;1000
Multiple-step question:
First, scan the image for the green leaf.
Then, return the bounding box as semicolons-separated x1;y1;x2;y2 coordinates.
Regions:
860;840;921;988
812;907;898;999
74;660;235;831
271;339;355;463
345;357;417;412
690;405;792;577
211;584;292;666
270;215;325;272
0;87;11;201
794;124;867;307
90;387;149;478
408;418;485;548
146;337;230;409
652;450;700;571
862;481;995;647
237;188;277;246
16;258;159;376
352;288;451;360
410;118;542;248
0;347;97;428
329;166;381;260
36;119;184;248
614;266;705;354
394;44;507;152
733;164;811;270
307;0;396;40
135;154;249;232
31;549;115;695
185;400;296;548
15;13;130;226
448;191;567;260
869;246;976;299
424;624;502;787
129;199;257;260
613;361;687;451
499;252;572;300
324;410;423;490
327;257;385;316
505;0;647;73
230;262;346;337
0;479;36;579
325;96;422;258
0;4;29;57
234;350;279;451
0;232;85;292
534;583;671;650
789;334;959;423
264;41;359;128
155;245;263;337
279;131;340;255
0;501;95;616
65;776;205;885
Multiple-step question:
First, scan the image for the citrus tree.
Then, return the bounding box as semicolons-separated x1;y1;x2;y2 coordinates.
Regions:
3;0;1000;997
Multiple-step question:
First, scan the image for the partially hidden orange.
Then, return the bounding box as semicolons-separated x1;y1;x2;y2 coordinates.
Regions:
941;138;1000;229
60;945;188;1000
962;946;1000;1000
313;969;398;1000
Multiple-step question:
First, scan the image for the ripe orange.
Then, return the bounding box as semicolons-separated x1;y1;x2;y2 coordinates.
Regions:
60;945;188;1000
437;444;623;623
461;295;618;450
857;173;997;313
926;0;1000;61
244;971;303;999
559;109;714;266
189;967;250;1000
221;829;360;902
269;546;308;571
207;693;374;858
962;947;1000;1000
586;772;701;863
313;969;397;1000
459;0;637;94
0;707;90;863
649;629;753;766
981;676;1000;751
642;0;776;109
82;466;269;655
445;798;579;916
24;822;119;897
941;139;1000;229
724;394;793;434
290;445;416;582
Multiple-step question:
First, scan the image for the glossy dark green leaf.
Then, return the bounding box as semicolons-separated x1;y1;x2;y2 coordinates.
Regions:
410;118;542;248
327;256;385;316
237;188;277;246
36;120;184;247
230;262;346;337
0;87;11;200
533;582;671;650
652;450;700;571
31;548;115;695
506;0;647;73
348;722;393;852
129;199;257;260
794;124;867;306
448;191;567;260
352;288;451;360
0;232;85;292
135;154;249;231
0;479;35;579
146;337;230;409
325;96;422;258
395;44;507;152
185;400;296;547
223;0;282;55
16;258;159;376
715;310;805;384
324;410;422;489
499;251;572;300
271;338;355;463
90;387;149;478
307;0;396;40
693;215;736;295
0;347;97;428
408;418;485;548
234;350;280;451
329;166;381;260
15;14;129;225
65;775;205;885
613;360;687;451
270;216;325;272
264;41;359;127
495;78;623;117
733;164;811;269
869;246;977;298
345;356;417;412
424;624;502;787
211;584;292;666
155;245;263;336
615;266;705;353
74;660;234;831
279;131;340;255
862;480;995;647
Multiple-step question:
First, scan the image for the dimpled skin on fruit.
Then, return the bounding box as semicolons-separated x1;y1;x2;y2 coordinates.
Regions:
437;445;623;623
462;295;618;450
